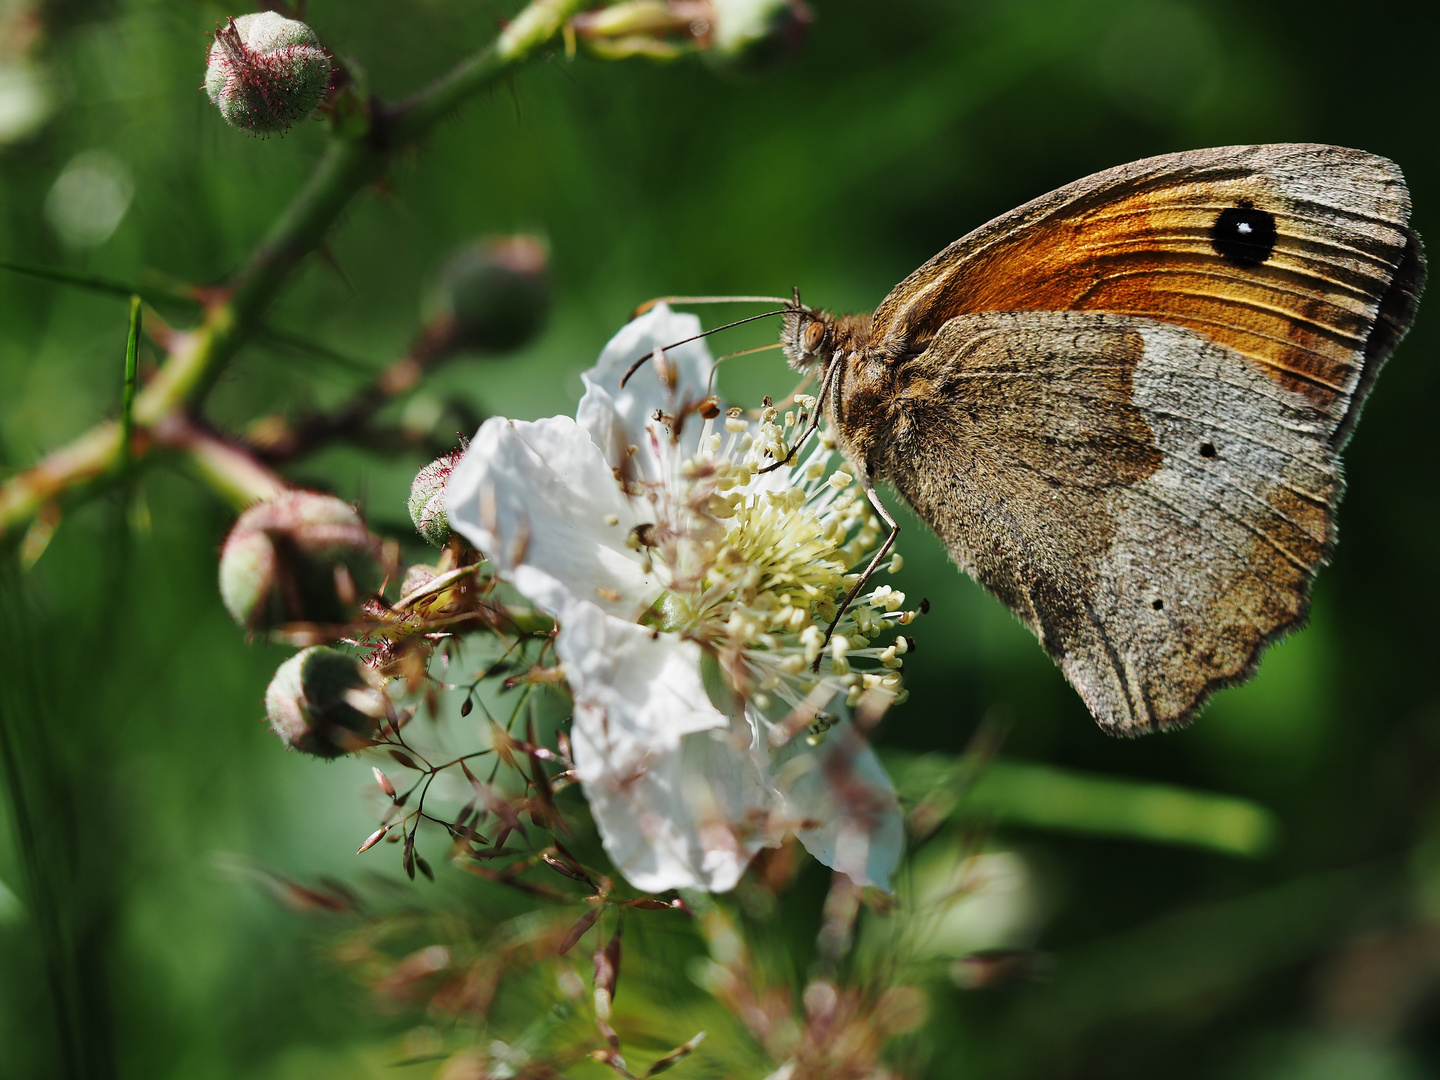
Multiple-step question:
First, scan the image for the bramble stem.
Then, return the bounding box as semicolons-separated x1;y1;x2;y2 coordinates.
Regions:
150;414;289;509
0;0;588;540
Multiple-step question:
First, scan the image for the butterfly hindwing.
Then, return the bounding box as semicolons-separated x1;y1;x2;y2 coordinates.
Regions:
866;309;1340;732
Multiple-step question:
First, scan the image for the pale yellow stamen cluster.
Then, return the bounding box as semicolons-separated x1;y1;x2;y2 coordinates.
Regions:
633;395;916;744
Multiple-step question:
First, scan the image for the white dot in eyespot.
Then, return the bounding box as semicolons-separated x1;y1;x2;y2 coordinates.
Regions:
1236;221;1253;235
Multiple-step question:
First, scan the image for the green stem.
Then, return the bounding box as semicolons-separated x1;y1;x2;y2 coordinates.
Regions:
149;414;290;509
389;0;580;140
119;297;140;475
0;0;589;539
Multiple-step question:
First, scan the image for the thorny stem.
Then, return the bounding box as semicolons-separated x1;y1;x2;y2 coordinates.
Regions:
0;0;588;541
149;413;288;509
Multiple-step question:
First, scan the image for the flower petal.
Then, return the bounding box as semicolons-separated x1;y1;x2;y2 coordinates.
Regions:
572;706;779;893
578;303;715;473
768;720;904;890
445;415;659;619
556;601;729;755
560;600;781;892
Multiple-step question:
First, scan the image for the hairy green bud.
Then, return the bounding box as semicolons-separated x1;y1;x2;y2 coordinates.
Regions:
407;451;461;547
265;647;386;757
205;12;330;133
442;235;551;353
219;491;382;631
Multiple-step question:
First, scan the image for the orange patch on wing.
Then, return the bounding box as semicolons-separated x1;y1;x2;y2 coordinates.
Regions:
884;180;1396;410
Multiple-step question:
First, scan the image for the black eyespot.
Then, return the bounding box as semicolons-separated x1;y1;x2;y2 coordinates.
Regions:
1199;442;1217;458
1152;599;1164;611
1211;201;1277;267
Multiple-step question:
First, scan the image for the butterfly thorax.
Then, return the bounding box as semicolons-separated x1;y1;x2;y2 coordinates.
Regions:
779;303;910;477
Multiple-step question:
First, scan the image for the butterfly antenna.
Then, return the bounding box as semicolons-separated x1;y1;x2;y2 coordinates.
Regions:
631;294;791;318
620;308;793;387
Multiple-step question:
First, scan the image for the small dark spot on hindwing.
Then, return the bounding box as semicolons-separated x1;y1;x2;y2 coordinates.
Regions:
1199;442;1217;458
1211;201;1277;267
1151;599;1164;611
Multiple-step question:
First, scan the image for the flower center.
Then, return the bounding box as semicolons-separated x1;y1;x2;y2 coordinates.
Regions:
635;396;916;740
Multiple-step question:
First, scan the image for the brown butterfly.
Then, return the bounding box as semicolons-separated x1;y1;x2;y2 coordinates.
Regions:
640;144;1425;735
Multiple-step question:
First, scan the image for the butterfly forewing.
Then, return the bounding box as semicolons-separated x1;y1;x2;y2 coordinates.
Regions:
868;144;1423;443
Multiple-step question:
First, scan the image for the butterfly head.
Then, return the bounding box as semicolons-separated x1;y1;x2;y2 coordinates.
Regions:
780;299;835;373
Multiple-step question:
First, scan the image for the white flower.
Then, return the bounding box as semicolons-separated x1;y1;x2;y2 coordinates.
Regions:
446;305;909;893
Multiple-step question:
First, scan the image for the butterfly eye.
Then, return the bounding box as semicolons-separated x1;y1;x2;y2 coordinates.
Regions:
802;320;825;354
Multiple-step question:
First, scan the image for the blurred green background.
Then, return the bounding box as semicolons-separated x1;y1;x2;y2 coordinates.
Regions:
1;0;1438;1076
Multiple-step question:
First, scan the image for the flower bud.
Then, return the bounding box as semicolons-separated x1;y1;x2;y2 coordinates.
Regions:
264;646;386;757
706;0;811;76
442;235;550;353
407;452;461;547
400;563;438;595
219;491;383;630
205;12;330;134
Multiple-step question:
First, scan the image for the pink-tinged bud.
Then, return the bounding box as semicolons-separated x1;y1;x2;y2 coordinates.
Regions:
205;12;330;133
707;0;811;76
264;646;386;757
442;235;550;353
219;491;383;631
373;766;396;798
407;452;461;547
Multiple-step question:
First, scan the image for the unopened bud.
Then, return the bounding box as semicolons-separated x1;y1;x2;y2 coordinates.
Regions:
265;646;386;757
219;491;383;630
706;0;811;76
442;235;550;353
407;452;461;547
205;12;331;134
373;766;396;798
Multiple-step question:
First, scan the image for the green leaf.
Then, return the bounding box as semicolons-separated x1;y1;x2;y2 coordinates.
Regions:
891;751;1280;857
120;296;141;473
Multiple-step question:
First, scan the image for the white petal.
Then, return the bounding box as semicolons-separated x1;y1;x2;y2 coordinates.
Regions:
767;720;904;890
572;704;779;893
560;601;781;892
445;415;659;619
578;304;715;473
556;601;728;758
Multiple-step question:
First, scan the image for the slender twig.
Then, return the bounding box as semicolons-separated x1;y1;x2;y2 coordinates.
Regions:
245;315;465;463
0;258;201;310
0;0;588;539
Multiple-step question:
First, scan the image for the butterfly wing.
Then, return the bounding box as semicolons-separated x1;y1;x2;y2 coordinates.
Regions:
868;144;1424;446
870;309;1343;732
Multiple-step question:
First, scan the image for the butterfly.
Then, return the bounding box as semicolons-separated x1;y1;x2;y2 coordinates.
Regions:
762;143;1425;735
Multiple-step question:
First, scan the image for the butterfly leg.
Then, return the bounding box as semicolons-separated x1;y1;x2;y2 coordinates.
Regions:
759;355;837;475
812;471;900;671
759;406;820;474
